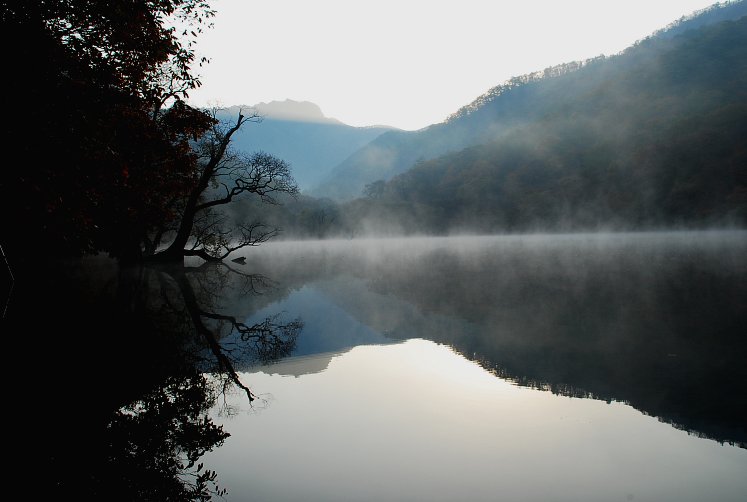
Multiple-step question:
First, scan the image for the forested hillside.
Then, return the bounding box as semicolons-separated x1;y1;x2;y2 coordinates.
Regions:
337;12;747;234
310;2;746;214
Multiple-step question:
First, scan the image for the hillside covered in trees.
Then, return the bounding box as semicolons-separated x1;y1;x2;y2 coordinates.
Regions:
311;1;747;209
312;4;747;235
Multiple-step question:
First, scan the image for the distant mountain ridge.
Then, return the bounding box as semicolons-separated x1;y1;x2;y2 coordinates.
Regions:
240;99;342;124
311;0;747;201
215;100;395;191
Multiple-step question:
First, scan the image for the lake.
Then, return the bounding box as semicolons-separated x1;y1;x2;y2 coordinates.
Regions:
10;231;746;500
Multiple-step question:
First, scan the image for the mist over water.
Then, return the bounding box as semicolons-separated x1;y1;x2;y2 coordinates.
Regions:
10;230;743;500
202;230;747;500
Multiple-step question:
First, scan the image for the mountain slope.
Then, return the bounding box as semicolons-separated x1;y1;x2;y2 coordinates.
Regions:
312;1;747;201
309;76;556;200
215;101;393;191
340;10;747;232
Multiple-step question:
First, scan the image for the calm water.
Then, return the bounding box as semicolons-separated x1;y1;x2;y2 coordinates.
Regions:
11;231;746;500
199;231;746;501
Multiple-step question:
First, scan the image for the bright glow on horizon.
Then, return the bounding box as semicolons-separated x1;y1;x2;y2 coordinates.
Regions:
186;0;722;130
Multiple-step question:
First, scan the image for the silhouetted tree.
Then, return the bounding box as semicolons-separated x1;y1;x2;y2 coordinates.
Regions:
149;110;299;262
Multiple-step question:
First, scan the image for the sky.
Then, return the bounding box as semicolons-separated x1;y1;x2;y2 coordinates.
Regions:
184;0;722;130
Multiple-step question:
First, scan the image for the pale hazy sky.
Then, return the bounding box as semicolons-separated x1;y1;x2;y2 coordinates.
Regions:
185;0;721;130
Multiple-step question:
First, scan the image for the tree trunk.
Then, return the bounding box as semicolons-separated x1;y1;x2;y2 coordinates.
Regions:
153;186;206;262
149;112;246;263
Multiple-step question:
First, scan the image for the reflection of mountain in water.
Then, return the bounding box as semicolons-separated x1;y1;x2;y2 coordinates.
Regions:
241;232;747;448
258;351;345;378
225;282;397;375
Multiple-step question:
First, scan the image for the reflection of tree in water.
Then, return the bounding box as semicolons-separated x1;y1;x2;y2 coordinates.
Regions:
21;259;301;500
114;262;300;499
104;373;230;500
168;262;302;401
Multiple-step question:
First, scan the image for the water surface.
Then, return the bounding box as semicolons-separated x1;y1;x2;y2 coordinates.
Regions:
200;231;747;500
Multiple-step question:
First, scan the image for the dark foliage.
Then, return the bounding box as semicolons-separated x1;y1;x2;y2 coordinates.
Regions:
1;1;216;263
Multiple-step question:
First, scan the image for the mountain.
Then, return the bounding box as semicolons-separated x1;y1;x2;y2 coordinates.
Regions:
250;99;342;124
215;100;394;191
311;1;747;202
330;3;747;232
309;63;602;201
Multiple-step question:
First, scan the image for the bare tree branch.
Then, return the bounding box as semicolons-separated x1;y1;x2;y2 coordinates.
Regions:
196;152;297;211
151;110;297;263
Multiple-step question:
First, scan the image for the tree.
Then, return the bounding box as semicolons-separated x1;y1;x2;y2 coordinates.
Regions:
149;110;300;262
2;2;299;265
363;180;386;199
1;1;218;263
